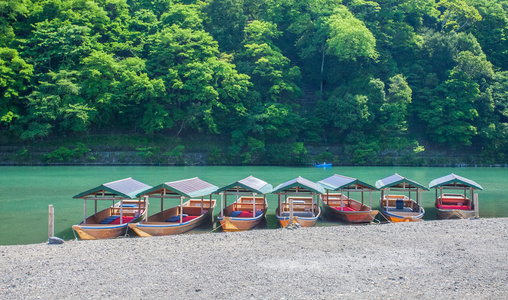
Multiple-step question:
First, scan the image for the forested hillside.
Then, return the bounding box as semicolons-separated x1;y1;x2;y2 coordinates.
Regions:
1;0;508;165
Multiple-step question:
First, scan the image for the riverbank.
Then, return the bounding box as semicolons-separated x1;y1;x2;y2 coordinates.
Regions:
1;218;507;299
2;132;506;167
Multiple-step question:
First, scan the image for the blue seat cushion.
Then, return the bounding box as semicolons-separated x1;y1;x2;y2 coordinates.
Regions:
229;211;242;217
100;216;119;224
395;199;404;210
122;204;137;208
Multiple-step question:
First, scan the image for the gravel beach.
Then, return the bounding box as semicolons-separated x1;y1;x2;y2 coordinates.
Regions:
1;218;507;299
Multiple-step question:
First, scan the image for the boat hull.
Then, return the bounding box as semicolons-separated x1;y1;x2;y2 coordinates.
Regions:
436;208;475;219
73;211;146;240
218;214;265;231
315;163;332;168
379;198;424;222
276;206;321;227
322;204;378;223
129;201;215;237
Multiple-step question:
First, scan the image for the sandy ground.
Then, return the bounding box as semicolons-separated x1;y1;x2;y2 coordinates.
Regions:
1;218;507;299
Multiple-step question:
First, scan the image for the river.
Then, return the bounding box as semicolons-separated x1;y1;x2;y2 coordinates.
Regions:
0;166;505;245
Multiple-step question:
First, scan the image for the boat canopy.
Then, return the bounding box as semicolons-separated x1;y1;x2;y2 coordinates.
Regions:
73;177;152;199
375;173;429;191
272;176;325;194
215;175;273;194
429;173;483;190
137;177;218;198
318;174;378;191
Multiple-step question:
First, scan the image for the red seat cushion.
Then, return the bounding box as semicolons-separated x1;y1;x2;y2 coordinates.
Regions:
438;204;470;210
238;211;254;218
109;216;135;224
236;211;262;218
333;206;355;212
180;216;198;222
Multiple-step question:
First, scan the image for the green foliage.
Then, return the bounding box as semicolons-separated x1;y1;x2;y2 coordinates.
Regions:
326;6;378;61
206;147;225;164
379;75;412;133
315;151;335;163
0;47;33;126
136;147;160;160
265;142;307;165
0;0;507;165
346;140;380;165
10;147;31;162
165;145;185;158
413;141;425;154
44;143;91;162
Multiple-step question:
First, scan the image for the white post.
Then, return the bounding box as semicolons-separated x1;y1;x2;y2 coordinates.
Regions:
369;191;372;210
180;196;184;223
83;200;87;224
144;196;149;221
49;205;54;239
120;200;124;224
252;193;256;218
386;189;390;211
312;193;315;216
220;193;224;218
474;194;479;218
201;196;204;215
289;197;293;225
420;190;423;212
278;194;281;214
210;194;214;222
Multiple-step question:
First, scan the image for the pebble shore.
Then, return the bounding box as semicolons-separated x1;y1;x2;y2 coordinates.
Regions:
1;218;507;299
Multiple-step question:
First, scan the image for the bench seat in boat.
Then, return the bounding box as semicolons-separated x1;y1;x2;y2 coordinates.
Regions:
437;204;471;210
230;211;262;218
165;215;199;223
109;216;135;224
333;206;355;212
280;212;314;217
386;207;414;213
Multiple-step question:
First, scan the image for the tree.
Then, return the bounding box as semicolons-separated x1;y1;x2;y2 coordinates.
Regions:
419;70;480;146
21;70;95;139
0;48;33;127
326;7;378;62
379;74;412;134
236;20;302;103
202;0;248;52
0;0;29;46
316;90;370;139
437;0;482;32
145;23;251;134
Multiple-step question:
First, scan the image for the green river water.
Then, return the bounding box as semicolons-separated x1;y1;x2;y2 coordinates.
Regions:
0;166;506;245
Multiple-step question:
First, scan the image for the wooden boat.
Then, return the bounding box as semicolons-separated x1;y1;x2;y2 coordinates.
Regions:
375;174;428;222
315;162;332;168
217;196;267;231
129;177;218;237
429;173;483;219
215;175;272;231
129;198;216;237
276;196;321;227
318;174;379;223
72;178;152;240
272;176;325;227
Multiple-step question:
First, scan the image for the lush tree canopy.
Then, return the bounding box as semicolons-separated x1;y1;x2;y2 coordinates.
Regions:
1;0;508;164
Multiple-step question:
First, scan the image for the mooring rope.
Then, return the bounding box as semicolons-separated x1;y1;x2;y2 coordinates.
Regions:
72;228;78;241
